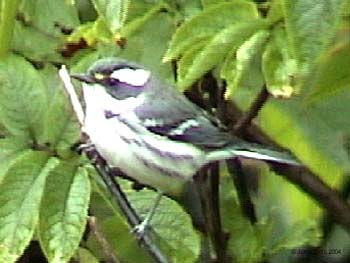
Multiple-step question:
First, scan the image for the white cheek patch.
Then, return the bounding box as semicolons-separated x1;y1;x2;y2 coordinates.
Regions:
110;68;151;86
83;83;146;114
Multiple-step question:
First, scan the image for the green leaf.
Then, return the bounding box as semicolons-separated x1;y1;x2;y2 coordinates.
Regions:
19;0;79;36
124;0;157;23
0;0;20;58
220;175;264;263
39;163;90;263
12;22;63;62
0;137;29;182
0;55;48;139
0;246;17;263
344;0;350;15
223;29;269;98
305;42;350;103
165;0;202;21
257;97;349;187
201;0;228;8
13;0;79;62
128;189;201;262
177;39;208;91
266;0;283;24
36;65;80;154
76;247;99;263
178;20;266;90
262;26;297;97
68;18;113;46
268;221;321;255
255;168;322;258
72;11;175;82
222;166;320;262
119;12;175;82
92;0;130;33
94;215;153;263
281;0;343;69
87;178;153;263
96;186;199;262
90;178;200;262
0;151;58;262
121;2;167;38
164;1;259;60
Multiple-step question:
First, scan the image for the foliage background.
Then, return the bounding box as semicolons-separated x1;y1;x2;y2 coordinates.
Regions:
0;0;349;262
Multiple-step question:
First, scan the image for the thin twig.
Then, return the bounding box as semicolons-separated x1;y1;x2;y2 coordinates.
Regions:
92;159;169;263
208;162;229;262
227;159;257;224
233;86;269;135
195;165;230;262
88;216;120;263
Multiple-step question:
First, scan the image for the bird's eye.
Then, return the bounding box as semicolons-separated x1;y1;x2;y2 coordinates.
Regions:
107;77;119;86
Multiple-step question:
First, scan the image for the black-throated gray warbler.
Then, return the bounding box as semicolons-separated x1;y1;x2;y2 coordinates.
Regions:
71;58;298;230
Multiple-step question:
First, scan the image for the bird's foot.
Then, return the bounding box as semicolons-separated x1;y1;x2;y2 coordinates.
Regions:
131;191;163;239
132;217;152;238
78;142;107;166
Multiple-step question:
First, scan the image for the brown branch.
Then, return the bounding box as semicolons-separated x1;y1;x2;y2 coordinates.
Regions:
274;164;350;229
227;159;257;224
225;100;350;230
208;162;230;262
88;216;120;263
320;175;350;241
291;175;350;263
233;86;270;135
194;166;232;262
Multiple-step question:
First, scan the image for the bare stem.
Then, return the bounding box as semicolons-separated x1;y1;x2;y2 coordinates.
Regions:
88;216;120;263
233;86;269;135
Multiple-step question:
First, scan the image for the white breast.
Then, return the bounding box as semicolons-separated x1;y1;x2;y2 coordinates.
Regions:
82;83;145;165
82;83;206;195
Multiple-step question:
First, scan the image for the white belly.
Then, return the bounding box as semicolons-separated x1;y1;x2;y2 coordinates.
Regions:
82;84;205;195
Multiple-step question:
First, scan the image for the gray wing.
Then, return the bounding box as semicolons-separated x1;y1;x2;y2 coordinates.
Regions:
133;85;299;165
134;90;234;149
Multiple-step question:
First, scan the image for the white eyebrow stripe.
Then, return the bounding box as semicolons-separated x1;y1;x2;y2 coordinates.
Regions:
110;68;151;86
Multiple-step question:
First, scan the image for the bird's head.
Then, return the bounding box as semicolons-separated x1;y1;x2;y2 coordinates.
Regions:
71;58;152;99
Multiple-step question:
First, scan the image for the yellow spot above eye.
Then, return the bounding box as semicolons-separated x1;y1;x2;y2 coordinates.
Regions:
94;73;105;80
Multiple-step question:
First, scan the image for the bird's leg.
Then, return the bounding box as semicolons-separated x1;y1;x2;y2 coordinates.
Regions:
133;191;163;237
71;133;94;154
77;142;95;153
77;137;107;166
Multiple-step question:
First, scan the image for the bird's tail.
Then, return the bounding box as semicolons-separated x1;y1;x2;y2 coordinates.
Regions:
207;142;300;166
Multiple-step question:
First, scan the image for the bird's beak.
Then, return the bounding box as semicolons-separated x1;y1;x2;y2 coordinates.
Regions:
70;73;94;83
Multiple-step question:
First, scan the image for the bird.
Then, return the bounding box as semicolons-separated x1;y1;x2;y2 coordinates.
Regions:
71;57;299;232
